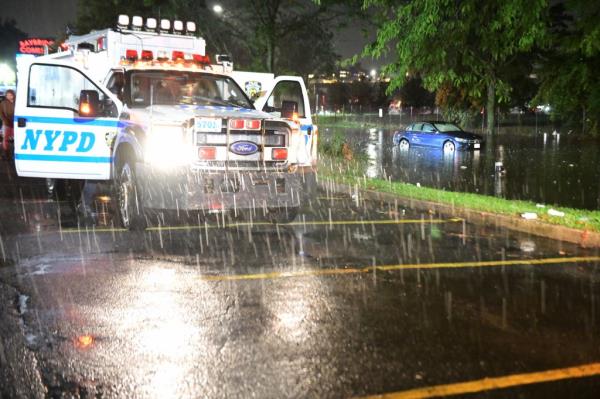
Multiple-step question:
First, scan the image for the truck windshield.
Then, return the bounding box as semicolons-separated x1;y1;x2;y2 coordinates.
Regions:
126;70;253;109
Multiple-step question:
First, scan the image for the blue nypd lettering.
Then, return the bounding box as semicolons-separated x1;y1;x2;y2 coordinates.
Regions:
21;129;96;153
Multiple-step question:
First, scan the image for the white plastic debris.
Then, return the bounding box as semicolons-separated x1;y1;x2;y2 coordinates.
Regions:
536;204;546;208
416;182;421;187
521;212;538;220
548;209;565;217
460;165;467;169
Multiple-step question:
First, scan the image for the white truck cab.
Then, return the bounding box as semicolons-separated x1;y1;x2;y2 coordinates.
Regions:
14;16;317;229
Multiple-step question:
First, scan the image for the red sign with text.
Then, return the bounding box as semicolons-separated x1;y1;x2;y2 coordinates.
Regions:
19;38;55;55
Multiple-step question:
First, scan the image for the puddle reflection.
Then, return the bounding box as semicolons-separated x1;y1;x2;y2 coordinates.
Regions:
338;127;600;210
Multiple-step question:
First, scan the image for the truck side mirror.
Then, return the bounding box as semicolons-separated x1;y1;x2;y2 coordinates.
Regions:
281;100;298;120
79;90;100;117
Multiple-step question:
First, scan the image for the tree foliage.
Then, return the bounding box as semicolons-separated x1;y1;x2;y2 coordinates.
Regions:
534;1;600;132
360;0;548;131
0;19;27;68
76;0;340;76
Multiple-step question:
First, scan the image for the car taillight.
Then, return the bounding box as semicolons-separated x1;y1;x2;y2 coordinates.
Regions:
198;146;216;160
272;148;287;160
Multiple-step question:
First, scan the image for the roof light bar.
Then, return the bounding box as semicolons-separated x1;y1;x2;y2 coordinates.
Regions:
117;15;130;29
125;49;138;61
160;19;171;32
131;16;143;30
186;21;196;35
172;51;184;61
145;18;157;31
141;50;153;61
173;20;184;34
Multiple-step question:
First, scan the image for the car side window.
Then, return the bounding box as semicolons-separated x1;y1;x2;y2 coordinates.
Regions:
107;72;125;101
412;123;423;132
264;81;305;118
28;64;105;112
423;123;435;132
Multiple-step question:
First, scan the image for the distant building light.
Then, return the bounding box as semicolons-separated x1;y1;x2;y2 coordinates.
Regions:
19;38;55;55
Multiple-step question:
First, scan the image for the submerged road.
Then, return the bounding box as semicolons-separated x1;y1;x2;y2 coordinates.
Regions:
1;157;600;398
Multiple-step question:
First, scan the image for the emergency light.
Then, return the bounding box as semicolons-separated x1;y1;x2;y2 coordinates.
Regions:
125;49;138;61
141;50;153;61
160;19;171;32
186;22;196;35
145;18;157;31
228;119;262;130
131;16;143;30
272;148;288;161
172;51;184;61
117;15;129;29
173;20;184;34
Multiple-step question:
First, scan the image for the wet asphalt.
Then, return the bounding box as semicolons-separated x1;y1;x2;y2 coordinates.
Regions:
2;157;600;398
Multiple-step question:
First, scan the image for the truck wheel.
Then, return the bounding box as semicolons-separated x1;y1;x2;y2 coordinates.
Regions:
269;206;299;224
116;160;146;230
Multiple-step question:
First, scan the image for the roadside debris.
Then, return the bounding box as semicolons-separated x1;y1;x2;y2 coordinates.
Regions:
521;212;538;220
548;209;565;217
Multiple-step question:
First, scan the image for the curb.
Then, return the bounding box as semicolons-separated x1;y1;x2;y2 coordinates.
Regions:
319;179;600;248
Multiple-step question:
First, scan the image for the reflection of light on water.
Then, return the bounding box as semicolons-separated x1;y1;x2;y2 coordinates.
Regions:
366;129;384;178
520;240;536;253
270;278;331;343
148;362;187;399
277;296;310;340
120;266;209;398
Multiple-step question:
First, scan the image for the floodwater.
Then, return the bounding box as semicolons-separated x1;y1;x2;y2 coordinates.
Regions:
331;127;600;210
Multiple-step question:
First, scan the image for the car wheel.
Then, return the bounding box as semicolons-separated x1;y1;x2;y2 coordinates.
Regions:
116;159;146;230
398;139;410;150
443;140;456;153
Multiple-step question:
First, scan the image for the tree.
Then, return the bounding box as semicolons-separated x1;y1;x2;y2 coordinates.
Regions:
76;0;340;76
534;1;600;132
0;19;27;69
360;0;548;133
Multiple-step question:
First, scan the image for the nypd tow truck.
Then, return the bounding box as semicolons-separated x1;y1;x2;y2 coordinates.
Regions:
13;15;317;229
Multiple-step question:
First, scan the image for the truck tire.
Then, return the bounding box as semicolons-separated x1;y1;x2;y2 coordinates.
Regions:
115;159;146;230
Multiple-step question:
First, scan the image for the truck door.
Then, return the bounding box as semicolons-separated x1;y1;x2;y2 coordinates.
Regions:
255;76;317;167
14;62;122;180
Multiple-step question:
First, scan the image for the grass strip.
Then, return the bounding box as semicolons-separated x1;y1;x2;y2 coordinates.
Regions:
319;158;600;233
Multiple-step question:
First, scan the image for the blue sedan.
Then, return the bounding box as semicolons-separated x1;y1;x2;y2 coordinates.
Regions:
393;121;484;152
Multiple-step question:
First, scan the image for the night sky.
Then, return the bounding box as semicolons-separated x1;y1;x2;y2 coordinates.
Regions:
2;0;383;69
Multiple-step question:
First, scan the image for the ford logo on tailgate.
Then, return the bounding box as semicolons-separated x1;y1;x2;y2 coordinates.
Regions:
230;141;259;155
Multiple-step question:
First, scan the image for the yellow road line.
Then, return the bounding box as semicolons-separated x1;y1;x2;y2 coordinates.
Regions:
198;256;600;282
360;362;600;399
59;217;462;234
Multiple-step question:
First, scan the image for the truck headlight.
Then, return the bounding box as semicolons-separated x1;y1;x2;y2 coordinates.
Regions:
146;125;193;168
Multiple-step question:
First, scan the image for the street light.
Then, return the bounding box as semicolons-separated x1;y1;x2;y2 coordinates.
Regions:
370;69;377;81
213;4;223;14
